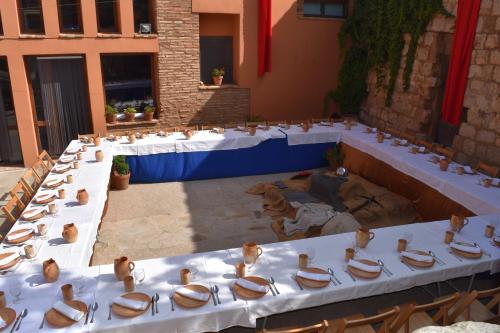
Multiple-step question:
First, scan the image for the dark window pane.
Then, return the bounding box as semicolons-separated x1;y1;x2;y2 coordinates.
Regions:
96;0;118;33
58;0;82;33
18;0;44;34
0;12;4;35
101;55;154;111
324;3;344;17
303;2;322;16
200;36;234;84
134;0;154;33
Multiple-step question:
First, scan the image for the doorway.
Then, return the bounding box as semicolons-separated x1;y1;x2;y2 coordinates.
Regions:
27;56;91;156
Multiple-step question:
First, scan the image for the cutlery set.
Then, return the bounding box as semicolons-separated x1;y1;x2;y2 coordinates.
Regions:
10;308;27;332
210;285;221;306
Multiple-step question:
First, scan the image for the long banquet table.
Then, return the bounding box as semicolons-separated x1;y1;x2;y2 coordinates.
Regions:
0;215;498;332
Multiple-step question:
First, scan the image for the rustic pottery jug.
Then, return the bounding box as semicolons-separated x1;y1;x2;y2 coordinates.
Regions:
114;256;135;281
62;223;78;243
356;228;375;248
242;242;263;265
43;258;60;283
77;189;89;205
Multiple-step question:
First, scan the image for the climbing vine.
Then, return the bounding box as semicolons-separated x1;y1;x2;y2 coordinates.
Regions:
325;0;451;115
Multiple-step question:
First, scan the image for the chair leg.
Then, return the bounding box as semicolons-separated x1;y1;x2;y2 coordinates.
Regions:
467;274;475;292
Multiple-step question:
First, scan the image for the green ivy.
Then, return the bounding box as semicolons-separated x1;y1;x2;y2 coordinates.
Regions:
327;0;452;114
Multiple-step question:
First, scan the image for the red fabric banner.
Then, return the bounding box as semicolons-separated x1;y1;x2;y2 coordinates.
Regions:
258;0;272;76
440;0;481;125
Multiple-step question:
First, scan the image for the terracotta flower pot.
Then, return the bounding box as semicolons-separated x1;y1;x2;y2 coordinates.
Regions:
77;189;89;205
111;170;130;190
114;256;135;281
212;76;223;86
43;258;60;283
124;113;135;122
106;113;117;124
62;223;78;243
144;112;154;121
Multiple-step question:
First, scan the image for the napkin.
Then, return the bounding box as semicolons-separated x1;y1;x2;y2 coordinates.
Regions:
6;229;33;241
235;278;269;293
237;126;246;131
464;166;473;174
53;301;85;321
401;251;433;263
320;121;331;126
54;164;70;172
45;178;63;187
113;296;149;311
22;207;46;220
348;259;381;273
0;252;20;266
257;124;267;129
59;155;74;163
400;139;408;145
0;316;6;328
65;148;79;154
384;133;392;139
418;146;426;153
450;242;481;254
297;270;331;282
176;287;210;302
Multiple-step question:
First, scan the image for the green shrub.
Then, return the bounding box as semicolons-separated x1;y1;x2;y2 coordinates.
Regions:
113;156;130;175
211;68;225;77
105;104;118;115
144;106;155;113
124;107;137;114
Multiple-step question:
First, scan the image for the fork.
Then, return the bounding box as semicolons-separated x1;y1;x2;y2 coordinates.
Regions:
291;274;303;290
429;251;446;266
107;304;112;320
266;279;276;296
168;292;175;311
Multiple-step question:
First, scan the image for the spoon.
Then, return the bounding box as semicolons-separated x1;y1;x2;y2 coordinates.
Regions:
213;285;221;304
327;268;341;285
377;260;393;277
154;293;160;313
15;308;28;332
90;302;98;323
269;277;280;295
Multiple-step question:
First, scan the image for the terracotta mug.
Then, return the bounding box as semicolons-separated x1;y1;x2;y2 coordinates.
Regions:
485;225;495;238
243;242;263;265
66;174;73;184
81;145;88;152
95;150;104;162
483;178;492;188
62;223;78;243
48;203;57;215
345;122;352;130
0;292;5;308
94;136;101;147
444;230;454;244
456;166;464;175
61;284;73;301
439;159;449;172
410;146;418;154
235;262;246;278
128;134;137;144
397;239;407;252
77;189;89;205
180;268;190;285
58;189;65;199
450;214;469;232
298;254;308;270
356;228;375;248
345;248;355;262
248;127;257;136
37;223;47;236
76;152;82;161
302;122;310;133
184;130;193;140
43;258;60;283
114;256;135;281
377;133;384;143
72;161;80;169
430;155;439;164
124;276;135;292
24;245;35;259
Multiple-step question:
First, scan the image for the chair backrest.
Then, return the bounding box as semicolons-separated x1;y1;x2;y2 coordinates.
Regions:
20;168;42;195
390;292;460;333
477;286;500;316
263;320;329;333
38;150;55;169
9;182;31;207
416;140;435;151
434;146;456;161
475;162;499;178
337;307;399;333
1;196;26;224
32;159;50;181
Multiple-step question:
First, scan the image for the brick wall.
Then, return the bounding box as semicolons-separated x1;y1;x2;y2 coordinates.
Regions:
360;0;500;167
155;0;250;127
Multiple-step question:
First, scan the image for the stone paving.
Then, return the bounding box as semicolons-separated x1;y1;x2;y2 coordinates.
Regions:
0;167;26;237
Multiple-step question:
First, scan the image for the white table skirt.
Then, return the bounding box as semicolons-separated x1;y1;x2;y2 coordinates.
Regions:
0;216;498;333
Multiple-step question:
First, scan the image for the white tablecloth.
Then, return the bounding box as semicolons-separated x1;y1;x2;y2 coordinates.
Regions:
0;140;113;274
0;216;498;333
280;124;342;146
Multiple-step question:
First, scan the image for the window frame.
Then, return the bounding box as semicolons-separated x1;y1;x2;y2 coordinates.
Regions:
302;0;348;19
95;0;120;33
17;0;45;35
0;11;4;36
57;0;83;34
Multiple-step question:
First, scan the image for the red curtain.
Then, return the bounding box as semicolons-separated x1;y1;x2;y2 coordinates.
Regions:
440;0;481;126
258;0;272;76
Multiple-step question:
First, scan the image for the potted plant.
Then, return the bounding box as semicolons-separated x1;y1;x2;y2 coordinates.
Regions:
324;145;343;170
110;155;130;190
105;104;118;124
211;67;225;86
124;107;136;122
143;105;155;121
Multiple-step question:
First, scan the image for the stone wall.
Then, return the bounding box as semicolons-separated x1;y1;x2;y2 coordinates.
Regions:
155;0;249;127
360;0;500;167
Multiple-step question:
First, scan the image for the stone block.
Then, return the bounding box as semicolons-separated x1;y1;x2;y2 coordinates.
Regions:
494;0;500;15
455;152;469;165
459;123;476;139
486;146;500;165
475;50;490;64
485;34;499;49
468;65;483;78
462;138;476;156
493;66;500;83
476;129;496;143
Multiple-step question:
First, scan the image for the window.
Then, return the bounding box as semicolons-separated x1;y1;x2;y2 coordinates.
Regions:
17;0;45;34
0;12;3;35
101;55;155;113
133;0;155;33
58;0;83;33
200;37;234;85
96;0;119;33
303;0;347;18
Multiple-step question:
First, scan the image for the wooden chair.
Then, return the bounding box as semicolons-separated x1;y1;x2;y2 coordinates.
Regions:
20;168;42;196
415;140;435;151
38;150;55;170
267;120;287;126
329;307;399;333
9;182;32;207
475;162;499;178
32;159;50;181
433;146;456;161
389;293;460;333
261;320;329;333
448;287;500;323
1;196;26;224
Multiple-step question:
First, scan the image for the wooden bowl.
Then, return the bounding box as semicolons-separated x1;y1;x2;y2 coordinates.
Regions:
0;308;16;331
34;193;57;205
173;284;211;309
295;268;330;289
233;276;269;299
0;253;21;271
5;229;34;245
402;250;435;268
44;179;64;189
46;300;87;328
347;259;381;279
21;208;47;222
112;292;151;318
